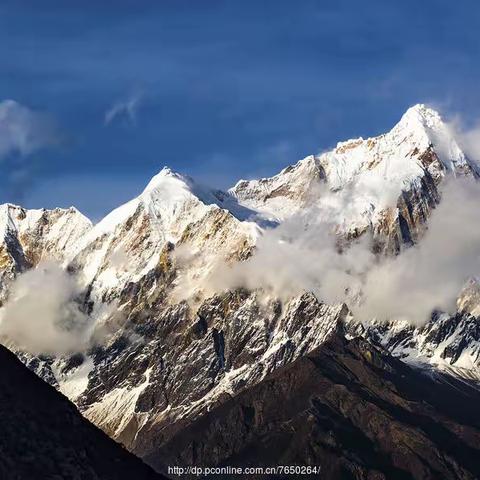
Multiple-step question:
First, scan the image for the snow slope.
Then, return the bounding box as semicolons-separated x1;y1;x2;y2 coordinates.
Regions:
230;105;478;238
0;204;91;298
67;167;259;311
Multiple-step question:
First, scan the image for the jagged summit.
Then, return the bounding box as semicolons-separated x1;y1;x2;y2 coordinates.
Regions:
84;166;260;244
229;155;323;220
230;104;478;232
0;203;91;226
0;203;91;298
392;104;471;174
331;104;442;149
140;165;227;212
140;166;205;210
400;103;442;125
74;166;200;244
67;163;259;308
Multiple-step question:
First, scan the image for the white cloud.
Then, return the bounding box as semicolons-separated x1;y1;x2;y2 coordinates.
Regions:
0;99;59;160
104;91;143;126
0;260;132;356
201;203;373;304
0;261;91;355
450;121;480;170
355;179;480;324
201;177;480;326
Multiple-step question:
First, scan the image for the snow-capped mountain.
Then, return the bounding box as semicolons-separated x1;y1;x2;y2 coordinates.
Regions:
68;167;258;307
358;283;480;381
231;104;478;252
0;204;91;298
1;104;480;478
56;168;264;365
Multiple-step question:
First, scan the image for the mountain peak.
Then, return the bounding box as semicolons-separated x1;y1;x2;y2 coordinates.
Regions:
142;166;189;195
230;103;477;226
389;103;474;176
405;102;440;117
397;103;444;132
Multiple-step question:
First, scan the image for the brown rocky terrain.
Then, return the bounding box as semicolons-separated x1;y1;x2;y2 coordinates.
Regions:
150;334;480;480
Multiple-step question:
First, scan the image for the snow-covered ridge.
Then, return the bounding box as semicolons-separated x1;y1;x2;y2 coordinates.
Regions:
65;165;259;309
0;203;91;274
361;310;480;382
229;155;323;221
230;104;478;227
3;103;468;274
0;103;477;317
72;166;260;249
0;203;91;243
1;103;477;319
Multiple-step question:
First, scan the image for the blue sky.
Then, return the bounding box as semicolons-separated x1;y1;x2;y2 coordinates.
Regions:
0;0;479;220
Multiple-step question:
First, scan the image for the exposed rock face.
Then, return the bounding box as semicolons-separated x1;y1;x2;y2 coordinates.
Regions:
67;167;258;311
0;343;163;479
149;334;480;480
76;292;348;453
347;279;480;382
361;309;480;381
0;204;91;299
230;155;326;220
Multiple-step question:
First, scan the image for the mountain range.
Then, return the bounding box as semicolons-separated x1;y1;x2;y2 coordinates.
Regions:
1;104;480;479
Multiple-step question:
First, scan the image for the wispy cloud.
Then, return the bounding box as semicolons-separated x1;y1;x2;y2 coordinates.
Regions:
0;99;62;203
0;99;59;160
104;91;143;126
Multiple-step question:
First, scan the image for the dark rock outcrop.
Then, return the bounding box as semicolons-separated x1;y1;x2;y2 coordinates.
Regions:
149;335;480;480
0;344;164;480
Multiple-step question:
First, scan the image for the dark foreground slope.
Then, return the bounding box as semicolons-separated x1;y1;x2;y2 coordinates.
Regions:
148;335;480;480
0;344;164;480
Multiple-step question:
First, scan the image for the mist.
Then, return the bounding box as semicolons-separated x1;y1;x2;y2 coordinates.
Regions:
0;261;91;355
447;116;480;171
3;178;479;358
204;177;480;325
355;179;480;324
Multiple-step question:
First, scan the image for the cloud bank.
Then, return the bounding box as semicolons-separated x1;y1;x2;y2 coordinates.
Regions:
0;260;136;356
203;178;480;325
0;261;91;355
355;179;480;324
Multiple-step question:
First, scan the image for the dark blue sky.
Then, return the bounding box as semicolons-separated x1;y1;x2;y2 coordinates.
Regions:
1;0;479;220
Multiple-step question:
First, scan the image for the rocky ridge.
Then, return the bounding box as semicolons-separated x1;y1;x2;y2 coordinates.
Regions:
151;333;480;479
